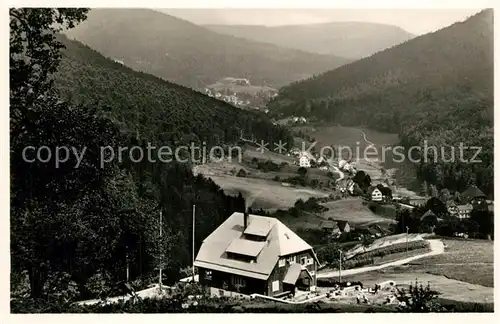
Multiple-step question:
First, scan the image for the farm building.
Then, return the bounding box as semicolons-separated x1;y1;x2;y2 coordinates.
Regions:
457;204;473;219
370;188;383;202
337;220;351;233
409;197;428;207
299;155;311;168
320;220;351;237
320;220;341;237
194;212;319;298
446;200;458;216
461;185;486;204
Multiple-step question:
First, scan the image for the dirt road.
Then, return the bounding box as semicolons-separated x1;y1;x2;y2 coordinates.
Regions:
317;239;445;279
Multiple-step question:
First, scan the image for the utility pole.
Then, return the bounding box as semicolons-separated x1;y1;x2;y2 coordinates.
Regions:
406;226;409;254
192;204;196;282
159;210;163;293
126;245;129;282
338;250;342;284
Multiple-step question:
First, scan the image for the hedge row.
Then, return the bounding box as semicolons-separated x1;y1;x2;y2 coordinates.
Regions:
348;240;429;261
316;280;363;288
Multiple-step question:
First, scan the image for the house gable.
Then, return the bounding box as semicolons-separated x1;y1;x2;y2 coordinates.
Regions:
194;212;316;282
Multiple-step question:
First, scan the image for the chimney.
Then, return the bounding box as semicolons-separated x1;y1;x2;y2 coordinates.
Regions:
244;209;249;230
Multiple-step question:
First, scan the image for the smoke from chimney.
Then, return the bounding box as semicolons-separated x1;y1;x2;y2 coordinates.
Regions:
241;189;262;230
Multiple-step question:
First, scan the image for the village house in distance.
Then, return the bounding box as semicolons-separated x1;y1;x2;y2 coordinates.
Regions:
194;212;319;298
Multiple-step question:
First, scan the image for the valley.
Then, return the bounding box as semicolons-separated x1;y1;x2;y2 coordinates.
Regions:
9;7;494;314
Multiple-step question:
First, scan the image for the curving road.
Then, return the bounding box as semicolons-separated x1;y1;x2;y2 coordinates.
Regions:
357;129;375;146
317;239;445;279
328;164;345;182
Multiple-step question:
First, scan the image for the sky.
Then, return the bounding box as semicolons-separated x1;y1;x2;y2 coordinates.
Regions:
160;8;484;35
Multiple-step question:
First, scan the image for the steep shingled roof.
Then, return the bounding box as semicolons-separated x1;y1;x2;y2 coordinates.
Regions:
194;212;318;280
461;186;486;199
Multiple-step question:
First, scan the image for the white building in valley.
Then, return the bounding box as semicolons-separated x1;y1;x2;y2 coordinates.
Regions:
299;155;311;168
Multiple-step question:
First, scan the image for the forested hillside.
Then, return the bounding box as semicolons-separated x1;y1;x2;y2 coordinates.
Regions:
11;8;291;302
268;9;493;196
206;22;414;59
64;8;349;89
54;35;292;147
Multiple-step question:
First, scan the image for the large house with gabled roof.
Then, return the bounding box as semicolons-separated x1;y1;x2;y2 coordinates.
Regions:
194;212;319;297
461;185;487;205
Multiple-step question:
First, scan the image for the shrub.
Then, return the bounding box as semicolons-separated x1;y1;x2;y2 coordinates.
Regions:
236;169;247;177
256;160;280;172
395;281;442;312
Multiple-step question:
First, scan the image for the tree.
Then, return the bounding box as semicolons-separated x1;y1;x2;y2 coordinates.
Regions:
394;209;421;234
470;209;494;239
425;197;448;216
10;102;147;298
310;179;319;188
429;184;439;198
10;8;90;137
353;170;371;191
317;244;340;266
420;181;429;196
361;235;374;253
395;281;442;312
439;188;451;202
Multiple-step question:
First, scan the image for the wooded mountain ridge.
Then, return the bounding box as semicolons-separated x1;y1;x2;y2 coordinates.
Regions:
53;34;293;148
268;9;493;196
205;22;415;59
64;8;349;89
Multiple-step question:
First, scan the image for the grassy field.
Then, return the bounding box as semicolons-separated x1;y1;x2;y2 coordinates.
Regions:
320;198;397;227
406;238;494;287
202;174;329;210
194;146;336;211
341;238;494;303
292;125;399;160
243;147;295;165
343;268;494;304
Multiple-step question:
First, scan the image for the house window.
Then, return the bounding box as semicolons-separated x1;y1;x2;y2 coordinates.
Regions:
231;275;246;287
306;258;314;265
272;280;279;292
287;256;296;264
300;257;307;265
278;258;286;267
205;270;212;280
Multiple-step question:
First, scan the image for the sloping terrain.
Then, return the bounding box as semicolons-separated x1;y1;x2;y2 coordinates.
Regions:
53;35;293;147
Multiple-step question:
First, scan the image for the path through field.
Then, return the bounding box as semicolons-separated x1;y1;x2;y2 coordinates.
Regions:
317;239;445;278
354;128;375;147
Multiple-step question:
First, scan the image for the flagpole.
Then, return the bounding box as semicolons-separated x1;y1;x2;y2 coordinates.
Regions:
192;204;196;282
159;210;163;293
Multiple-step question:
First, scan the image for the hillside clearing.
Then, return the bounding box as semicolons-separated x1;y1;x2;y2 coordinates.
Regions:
204;175;329;210
320;198;396;226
